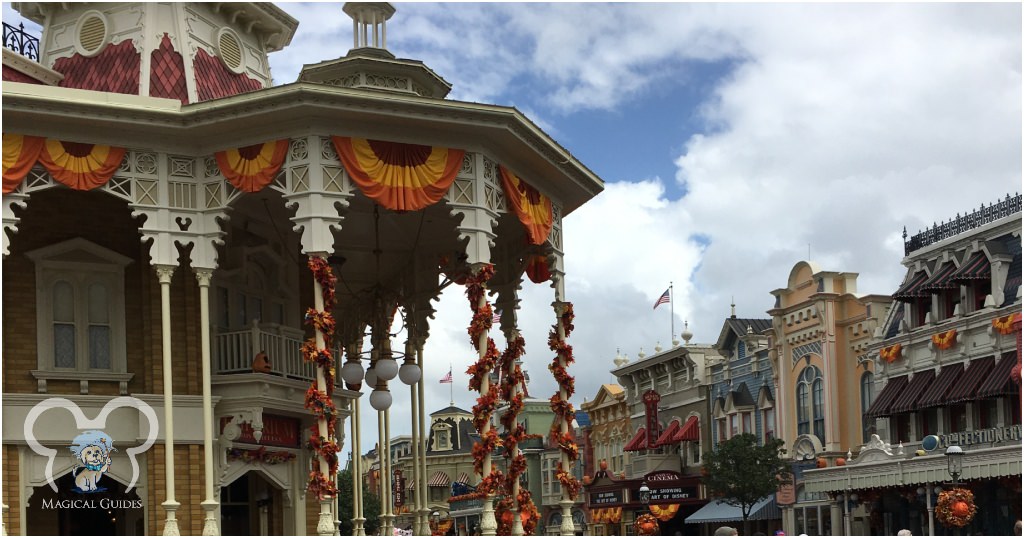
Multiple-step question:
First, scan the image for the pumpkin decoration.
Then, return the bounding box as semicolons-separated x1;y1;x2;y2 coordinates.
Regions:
936;487;977;527
635;513;660;536
600;459;609;471
835;457;846;466
816;457;827;468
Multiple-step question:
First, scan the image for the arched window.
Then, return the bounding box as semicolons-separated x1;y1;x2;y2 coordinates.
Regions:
861;372;875;442
796;365;824;442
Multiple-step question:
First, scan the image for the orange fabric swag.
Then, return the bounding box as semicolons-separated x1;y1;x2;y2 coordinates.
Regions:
215;139;289;193
650;503;680;522
499;165;553;245
38;139;126;191
3;133;45;193
332;136;465;212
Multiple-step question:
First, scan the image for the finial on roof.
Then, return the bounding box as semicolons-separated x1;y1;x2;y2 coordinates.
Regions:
654;341;663;353
731;298;736;319
638;347;646;359
747;324;753;334
681;320;693;345
613;348;629;368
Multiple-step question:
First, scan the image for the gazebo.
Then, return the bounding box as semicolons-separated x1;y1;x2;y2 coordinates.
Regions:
2;2;602;536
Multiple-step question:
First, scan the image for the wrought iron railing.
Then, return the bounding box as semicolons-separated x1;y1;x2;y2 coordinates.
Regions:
3;22;39;61
904;193;1021;255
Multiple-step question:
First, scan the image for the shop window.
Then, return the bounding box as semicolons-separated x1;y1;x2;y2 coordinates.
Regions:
762;408;775;441
978;399;999;429
894;413;911;443
860;372;875;442
921;408;938;436
742;412;752;434
948;404;968;432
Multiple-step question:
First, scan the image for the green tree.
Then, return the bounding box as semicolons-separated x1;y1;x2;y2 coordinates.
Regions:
336;468;382;535
702;433;791;535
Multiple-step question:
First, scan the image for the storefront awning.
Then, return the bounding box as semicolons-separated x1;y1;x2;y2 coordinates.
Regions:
920;262;958;292
865;375;908;418
893;271;929;302
456;472;472;485
684;496;780;524
624;428;647;452
946;356;994;403
428;471;450;487
951;251;991;282
674;416;700;442
406;478;415;490
889;370;935;414
977;352;1020;399
917;362;963;408
654;420;681;447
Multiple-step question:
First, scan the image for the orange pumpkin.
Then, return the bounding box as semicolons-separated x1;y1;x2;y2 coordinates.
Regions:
600;459;609;471
952;501;970;517
816;457;827;468
835;458;846;466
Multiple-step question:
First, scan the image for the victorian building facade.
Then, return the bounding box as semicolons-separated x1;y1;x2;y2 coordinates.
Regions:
767;261;890;536
803;195;1022;536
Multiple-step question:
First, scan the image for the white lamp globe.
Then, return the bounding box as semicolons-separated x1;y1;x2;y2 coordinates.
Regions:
369;389;392;410
375;357;399;381
341;361;365;385
364;367;378;388
399;362;422;385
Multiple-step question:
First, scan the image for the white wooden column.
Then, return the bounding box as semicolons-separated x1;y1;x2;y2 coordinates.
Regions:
156;264;181;536
196;269;220;535
416;341;429;535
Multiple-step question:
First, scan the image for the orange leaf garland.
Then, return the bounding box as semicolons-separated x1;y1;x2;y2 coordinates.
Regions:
880;343;902;363
38;139;126;191
499;165;553;245
333;136;465;211
932;329;957;350
215;139;288;193
992;313;1022;335
650;504;680;522
2;133;45;193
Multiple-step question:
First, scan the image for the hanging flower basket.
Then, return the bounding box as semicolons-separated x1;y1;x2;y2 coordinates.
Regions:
936;487;977;528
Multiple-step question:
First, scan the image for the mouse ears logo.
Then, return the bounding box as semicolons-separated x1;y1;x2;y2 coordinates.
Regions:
24;397;158;493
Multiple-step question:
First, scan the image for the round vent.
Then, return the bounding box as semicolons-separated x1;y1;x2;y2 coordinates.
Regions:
217;29;244;73
76;11;109;56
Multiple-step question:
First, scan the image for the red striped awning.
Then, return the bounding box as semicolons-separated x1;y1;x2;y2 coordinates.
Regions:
977;352;1020;399
865;376;908;418
673;416;700;443
406;478;416;490
893;271;929;302
623;428;647;452
456;472;472;485
917;363;964;408
920;263;958;292
889;370;935;414
428;471;450;487
653;420;681;447
951;251;991;282
946;356;995;403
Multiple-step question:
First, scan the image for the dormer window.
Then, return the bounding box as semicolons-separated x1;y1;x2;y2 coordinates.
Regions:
921;262;958;320
951;251;992;313
893;271;929;328
432;424;452;451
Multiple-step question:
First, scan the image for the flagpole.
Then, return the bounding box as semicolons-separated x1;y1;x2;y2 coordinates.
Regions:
449;362;454;406
670;281;675;343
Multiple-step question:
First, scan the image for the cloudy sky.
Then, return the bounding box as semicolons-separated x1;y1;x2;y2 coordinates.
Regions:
4;2;1020;458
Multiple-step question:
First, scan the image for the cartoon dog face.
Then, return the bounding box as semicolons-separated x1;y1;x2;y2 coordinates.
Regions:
80;445;106;468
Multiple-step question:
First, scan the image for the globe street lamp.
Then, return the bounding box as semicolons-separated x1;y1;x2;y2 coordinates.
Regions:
945;445;964;484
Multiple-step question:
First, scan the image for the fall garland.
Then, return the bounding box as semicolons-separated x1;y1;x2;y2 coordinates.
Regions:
879;343;902;363
464;264;505;497
992;313;1022;335
931;329;957;350
495;330;541;535
634;513;660;536
227;446;297;465
548;302;581;501
936;487;977;528
303;256;339;500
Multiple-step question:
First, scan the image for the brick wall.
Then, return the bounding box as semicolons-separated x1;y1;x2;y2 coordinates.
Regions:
2;446;20;535
146;444;208;535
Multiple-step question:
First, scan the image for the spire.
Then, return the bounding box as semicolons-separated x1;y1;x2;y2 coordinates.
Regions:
730;297;736;319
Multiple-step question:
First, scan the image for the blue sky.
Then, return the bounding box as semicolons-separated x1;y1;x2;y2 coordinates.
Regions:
4;2;1021;452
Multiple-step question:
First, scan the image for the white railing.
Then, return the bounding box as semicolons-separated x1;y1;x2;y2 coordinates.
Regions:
214;320;343;385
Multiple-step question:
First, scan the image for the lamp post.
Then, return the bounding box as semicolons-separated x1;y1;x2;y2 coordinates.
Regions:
638;481;651;514
945;445;964;484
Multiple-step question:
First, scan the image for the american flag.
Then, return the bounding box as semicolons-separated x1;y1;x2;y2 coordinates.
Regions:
439;368;453;384
492;311;502;324
653;288;671;310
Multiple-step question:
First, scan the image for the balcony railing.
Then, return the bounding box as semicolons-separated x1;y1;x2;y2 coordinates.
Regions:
3;22;39;61
904;193;1021;254
214;321;343;385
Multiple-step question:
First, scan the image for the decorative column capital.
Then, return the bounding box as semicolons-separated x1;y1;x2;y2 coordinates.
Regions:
194;268;214;286
154;264;176;284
